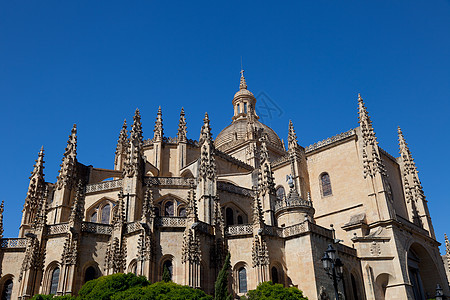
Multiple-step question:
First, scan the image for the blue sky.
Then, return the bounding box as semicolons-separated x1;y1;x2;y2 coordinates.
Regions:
1;1;449;252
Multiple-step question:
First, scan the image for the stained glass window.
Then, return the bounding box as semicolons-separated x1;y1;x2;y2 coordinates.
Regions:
101;204;110;224
50;268;60;295
1;279;13;300
321;173;332;197
165;201;174;217
238;267;247;293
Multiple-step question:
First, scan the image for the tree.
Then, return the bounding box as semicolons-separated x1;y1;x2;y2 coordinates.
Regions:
243;281;308;300
31;295;75;300
162;265;171;282
214;252;232;300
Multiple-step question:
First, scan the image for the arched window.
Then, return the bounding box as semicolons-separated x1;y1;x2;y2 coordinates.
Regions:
226;208;234;226
165;201;174;217
320;173;332;197
237;215;243;224
1;279;13;300
84;266;96;283
271;267;279;284
101;204;111;224
244;102;248;114
179;207;186;217
91;212;97;223
276;186;286;201
50;267;60;295
351;274;359;300
163;260;173;280
238;267;247;293
129;261;138;275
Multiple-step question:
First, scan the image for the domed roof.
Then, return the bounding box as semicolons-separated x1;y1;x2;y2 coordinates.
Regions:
214;119;284;151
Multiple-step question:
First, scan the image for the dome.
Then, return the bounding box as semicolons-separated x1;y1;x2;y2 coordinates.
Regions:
214;119;284;151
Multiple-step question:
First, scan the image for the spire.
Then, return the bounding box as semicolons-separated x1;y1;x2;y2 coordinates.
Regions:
186;186;198;220
69;181;85;226
0;200;4;239
177;107;187;143
56;124;78;190
153;106;163;142
398;126;416;176
123;110;144;177
199;112;212;144
115;119;128;156
358;94;376;146
258;135;275;195
32;186;49;230
445;234;449;256
288;120;298;152
26;147;46;208
240;69;247;90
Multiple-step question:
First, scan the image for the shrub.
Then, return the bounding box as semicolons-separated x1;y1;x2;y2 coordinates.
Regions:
214;252;232;300
243;281;308;300
31;295;75;300
77;273;149;300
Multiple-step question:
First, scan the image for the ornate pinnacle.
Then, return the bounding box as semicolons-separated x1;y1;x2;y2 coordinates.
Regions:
153;106;163;142
200;112;212;144
177;107;187;143
0;200;4;239
398;126;416;175
358;94;376;146
131;109;143;145
116;119;128;155
445;234;449;256
252;190;264;226
56;124;78;190
113;190;126;227
142;188;155;222
69;180;85;225
186;186;198;220
288;120;299;152
26;147;46;206
240;69;247;90
259;135;269;164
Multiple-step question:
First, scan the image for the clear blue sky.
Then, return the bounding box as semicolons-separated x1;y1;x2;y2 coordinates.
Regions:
1;1;449;253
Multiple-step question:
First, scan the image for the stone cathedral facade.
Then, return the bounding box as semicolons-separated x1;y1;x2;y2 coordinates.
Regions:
0;73;448;300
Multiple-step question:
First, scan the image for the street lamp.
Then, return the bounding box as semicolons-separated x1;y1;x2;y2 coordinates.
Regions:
321;244;344;300
435;284;443;300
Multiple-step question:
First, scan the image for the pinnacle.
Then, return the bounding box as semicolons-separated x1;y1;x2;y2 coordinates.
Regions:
180;107;185;115
240;70;247;90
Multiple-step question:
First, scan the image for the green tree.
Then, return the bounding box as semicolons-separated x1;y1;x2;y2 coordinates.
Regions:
77;273;149;300
31;295;75;300
243;281;308;300
214;252;232;300
162;265;171;283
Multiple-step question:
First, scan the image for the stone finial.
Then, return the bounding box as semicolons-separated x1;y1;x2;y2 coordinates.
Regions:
153;106;163;142
115;119;128;155
398;126;417;175
177;107;187;143
252;190;264;226
123;110;144;177
56;125;78;190
259;135;269;164
186;186;198;220
113;190;126;228
445;234;449;256
358;94;376;146
213;196;224;232
0;200;4;239
200;112;212;144
240;69;247;90
288;120;298;152
69;180;85;226
131;109;144;144
26;147;46;207
142;189;155;222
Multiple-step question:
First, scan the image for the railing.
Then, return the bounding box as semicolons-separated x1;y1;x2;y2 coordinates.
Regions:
86;179;123;194
279;222;308;238
81;222;113;235
145;177;195;187
274;199;313;213
0;238;27;249
225;224;253;236
125;222;142;234
155;217;187;228
305;129;356;153
47;223;69;235
217;182;254;198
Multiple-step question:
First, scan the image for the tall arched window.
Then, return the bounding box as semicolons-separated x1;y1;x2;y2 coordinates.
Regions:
226;208;234;226
101;204;111;224
244;102;248;113
351;274;359;300
91;212;97;223
238;267;247;293
163;260;173;280
276;186;286;201
50;267;60;295
165;201;174;217
1;279;13;300
271;267;279;284
84;266;96;283
179;207;186;217
320;173;332;197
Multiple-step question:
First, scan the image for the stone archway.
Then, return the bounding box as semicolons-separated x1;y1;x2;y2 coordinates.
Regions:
407;243;440;300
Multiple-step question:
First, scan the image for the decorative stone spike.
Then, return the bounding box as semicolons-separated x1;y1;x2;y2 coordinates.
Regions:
25;147;46;215
445;234;449;256
177;107;187;143
115;119;128;156
113;190;126;228
199;112;212;144
252;235;269;267
56;125;78;190
141;188;155;222
153;106;163;142
288;120;298;152
69;180;85;226
0;200;4;239
182;229;201;264
252;190;264;226
32;186;49;230
123;109;144;177
240;69;248;90
186;186;198;220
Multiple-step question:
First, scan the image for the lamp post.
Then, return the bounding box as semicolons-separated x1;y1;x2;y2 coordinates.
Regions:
321;244;344;300
435;284;443;300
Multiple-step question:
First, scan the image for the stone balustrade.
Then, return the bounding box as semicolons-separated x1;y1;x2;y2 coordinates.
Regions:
81;222;113;235
86;179;123;194
155;217;187;227
225;224;253;236
47;223;69;235
0;238;27;249
274;199;313;213
145;177;194;187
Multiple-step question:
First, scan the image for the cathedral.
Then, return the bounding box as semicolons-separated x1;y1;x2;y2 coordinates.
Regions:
0;72;448;300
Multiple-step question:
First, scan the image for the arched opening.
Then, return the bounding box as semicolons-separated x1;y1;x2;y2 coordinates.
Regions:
226;208;234;226
84;266;96;283
165;201;174;217
129;260;138;275
237;215;243;224
350;274;359;300
276;186;286;201
271;266;279;284
1;279;13;300
90;211;97;223
238;267;247;293
50;267;60;295
163;260;173;281
320;173;332;197
101;204;111;224
179;206;186;217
